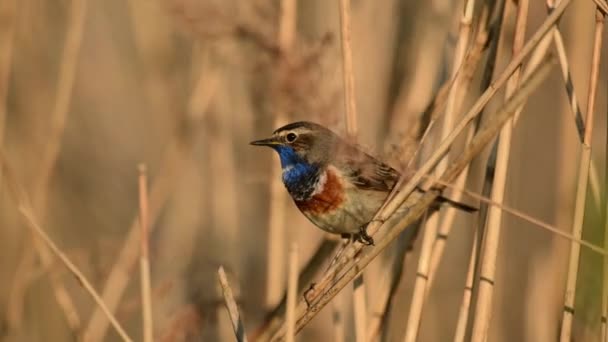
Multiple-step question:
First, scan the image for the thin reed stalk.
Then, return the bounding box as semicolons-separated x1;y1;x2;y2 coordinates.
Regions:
0;0;14;143
424;176;607;255
338;1;367;338
218;266;249;342
265;0;297;310
404;1;477;338
603;56;608;342
339;0;358;139
559;8;604;341
0;150;132;342
138;165;154;342
353;274;367;342
470;0;528;340
83;69;218;341
7;0;88;333
286;243;299;342
252;239;339;341
454;228;479;342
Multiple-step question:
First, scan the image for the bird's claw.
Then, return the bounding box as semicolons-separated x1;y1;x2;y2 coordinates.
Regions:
355;226;374;246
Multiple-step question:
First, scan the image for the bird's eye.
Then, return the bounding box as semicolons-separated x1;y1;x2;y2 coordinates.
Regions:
286;132;298;142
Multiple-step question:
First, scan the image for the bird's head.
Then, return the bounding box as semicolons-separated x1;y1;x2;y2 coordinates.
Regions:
250;121;336;168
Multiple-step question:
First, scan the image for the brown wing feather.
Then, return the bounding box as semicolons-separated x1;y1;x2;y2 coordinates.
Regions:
333;142;401;192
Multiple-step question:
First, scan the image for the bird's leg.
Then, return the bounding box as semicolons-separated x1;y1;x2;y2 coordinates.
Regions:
354;225;374;246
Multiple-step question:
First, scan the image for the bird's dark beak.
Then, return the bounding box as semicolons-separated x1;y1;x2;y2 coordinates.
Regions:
250;137;280;147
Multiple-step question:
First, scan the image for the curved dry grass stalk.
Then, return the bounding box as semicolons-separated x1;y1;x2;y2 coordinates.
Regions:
83;68;219;341
7;0;88;333
218;266;249;342
269;52;556;340
0;150;133;342
423;177;607;256
138;165;154;342
559;8;604;341
403;1;477;339
470;0;529;339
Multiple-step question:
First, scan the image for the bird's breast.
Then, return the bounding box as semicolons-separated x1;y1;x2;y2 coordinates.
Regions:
295;166;345;215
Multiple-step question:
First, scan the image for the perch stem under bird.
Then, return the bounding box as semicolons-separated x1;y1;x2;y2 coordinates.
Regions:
250;121;476;247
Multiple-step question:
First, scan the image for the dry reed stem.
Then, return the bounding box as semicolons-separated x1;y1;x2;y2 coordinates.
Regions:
453;228;479;342
591;0;608;14
603;43;608;341
269;53;556;341
0;0;15;143
403;1;476;338
365;234;411;341
0;150;133;342
541;3;605;215
559;8;604;341
423;176;607;255
339;0;358;139
470;0;528;340
265;0;296;309
7;0;88;332
252;239;339;340
353;274;367;342
286;243;299;342
83;70;218;341
403;213;437;342
138;165;154;342
338;0;367;338
218;266;249;342
333;293;345;342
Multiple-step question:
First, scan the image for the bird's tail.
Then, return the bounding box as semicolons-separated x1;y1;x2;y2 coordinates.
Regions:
416;186;478;213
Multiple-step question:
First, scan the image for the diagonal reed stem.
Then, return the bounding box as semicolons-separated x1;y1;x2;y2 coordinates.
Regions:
559;7;604;342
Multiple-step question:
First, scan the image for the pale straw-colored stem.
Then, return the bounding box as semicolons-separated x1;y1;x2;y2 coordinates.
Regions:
454;228;479;342
338;0;367;338
470;0;528;340
7;0;88;332
83;68;218;341
423;176;607;255
138;165;154;342
559;8;604;341
603;36;608;341
286;243;299;342
405;2;476;337
0;0;15;144
265;0;297;309
339;0;358;139
353;274;367;342
0;150;132;342
218;267;249;342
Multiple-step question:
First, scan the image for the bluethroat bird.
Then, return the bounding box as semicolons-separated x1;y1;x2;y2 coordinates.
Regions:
251;121;474;245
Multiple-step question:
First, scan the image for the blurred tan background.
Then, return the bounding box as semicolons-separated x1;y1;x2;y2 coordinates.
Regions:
0;0;606;341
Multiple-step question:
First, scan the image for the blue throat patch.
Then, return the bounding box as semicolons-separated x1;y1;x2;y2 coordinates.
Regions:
273;145;320;200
